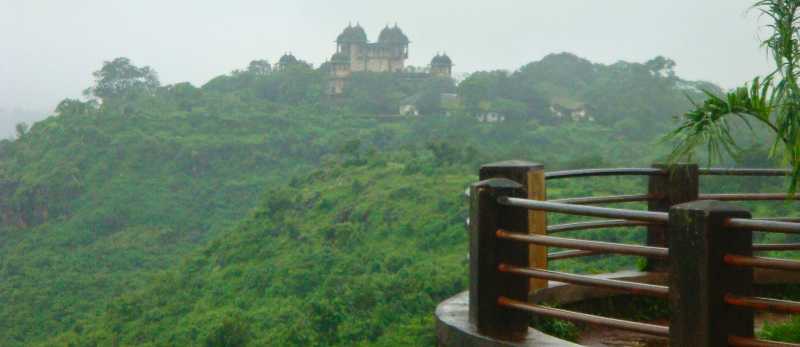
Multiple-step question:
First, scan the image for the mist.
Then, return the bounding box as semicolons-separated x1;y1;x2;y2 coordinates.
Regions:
8;1;800;345
0;0;774;133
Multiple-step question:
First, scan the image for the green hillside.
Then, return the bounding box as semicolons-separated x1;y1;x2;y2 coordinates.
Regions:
0;53;761;346
42;155;668;346
49;146;799;346
49;158;473;346
0;63;386;345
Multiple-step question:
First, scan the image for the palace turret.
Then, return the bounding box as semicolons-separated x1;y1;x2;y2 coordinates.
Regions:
431;53;453;78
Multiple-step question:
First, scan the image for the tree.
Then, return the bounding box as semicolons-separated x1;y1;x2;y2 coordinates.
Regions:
344;72;402;113
247;59;272;75
15;122;28;139
457;71;509;113
84;57;160;102
490;98;528;121
666;0;800;192
645;56;676;78
416;77;455;115
55;98;98;116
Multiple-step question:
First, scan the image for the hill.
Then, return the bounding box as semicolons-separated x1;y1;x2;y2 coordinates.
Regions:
0;53;733;346
53;146;798;346
43;152;671;346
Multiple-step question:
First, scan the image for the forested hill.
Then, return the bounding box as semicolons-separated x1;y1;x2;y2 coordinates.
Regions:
0;53;720;346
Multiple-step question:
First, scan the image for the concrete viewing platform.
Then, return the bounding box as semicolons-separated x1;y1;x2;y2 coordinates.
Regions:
436;291;579;347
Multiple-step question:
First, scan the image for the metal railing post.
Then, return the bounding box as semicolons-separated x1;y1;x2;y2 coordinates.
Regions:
469;178;530;341
479;160;547;292
646;163;698;271
668;200;753;347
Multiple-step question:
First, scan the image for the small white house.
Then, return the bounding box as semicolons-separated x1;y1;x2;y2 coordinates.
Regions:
477;112;505;123
399;104;420;117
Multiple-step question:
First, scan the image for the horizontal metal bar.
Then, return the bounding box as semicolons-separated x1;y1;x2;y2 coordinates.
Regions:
545;167;789;179
499;197;669;223
496;230;669;258
700;168;790;176
726;218;800;234
498;297;670;337
756;217;800;223
725;294;800;314
753;243;800;251
729;335;800;347
724;254;800;272
549;194;657;205
548;250;605;260
699;193;800;201
545;168;665;179
499;264;668;298
547;220;652;233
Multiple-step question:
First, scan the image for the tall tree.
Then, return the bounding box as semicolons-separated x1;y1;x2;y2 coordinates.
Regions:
84;57;160;102
247;59;272;75
666;0;800;192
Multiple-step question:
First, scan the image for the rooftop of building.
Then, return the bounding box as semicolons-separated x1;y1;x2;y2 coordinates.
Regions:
337;23;409;46
431;53;453;66
378;25;409;45
278;53;298;65
336;23;368;44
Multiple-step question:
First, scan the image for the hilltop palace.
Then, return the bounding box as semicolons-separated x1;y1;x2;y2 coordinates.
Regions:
323;23;453;95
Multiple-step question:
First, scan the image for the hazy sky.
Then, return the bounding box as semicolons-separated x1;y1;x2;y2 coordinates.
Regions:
0;0;776;125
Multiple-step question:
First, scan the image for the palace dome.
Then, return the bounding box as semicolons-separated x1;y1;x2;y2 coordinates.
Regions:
378;25;409;45
337;24;368;44
431;54;452;66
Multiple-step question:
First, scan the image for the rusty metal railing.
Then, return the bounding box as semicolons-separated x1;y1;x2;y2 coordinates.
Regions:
463;162;800;347
494;196;670;338
496;229;668;258
699;193;800;201
700;168;791;176
548;193;658;205
718;217;800;346
546;219;652;233
542;166;800;262
498;264;668;298
728;218;800;234
499;197;669;223
545;168;666;179
728;335;800;347
498;297;671;337
547;249;605;260
753;243;800;251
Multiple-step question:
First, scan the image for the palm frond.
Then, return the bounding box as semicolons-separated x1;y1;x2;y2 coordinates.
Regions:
668;0;800;194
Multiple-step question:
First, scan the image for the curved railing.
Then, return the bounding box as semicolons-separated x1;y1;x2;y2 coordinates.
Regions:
544;166;800;262
440;162;800;347
500;195;800;346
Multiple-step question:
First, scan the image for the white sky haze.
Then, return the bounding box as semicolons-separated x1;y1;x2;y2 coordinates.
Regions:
0;0;776;127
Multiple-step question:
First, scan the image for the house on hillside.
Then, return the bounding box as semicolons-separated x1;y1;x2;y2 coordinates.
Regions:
477;112;505;123
550;103;593;121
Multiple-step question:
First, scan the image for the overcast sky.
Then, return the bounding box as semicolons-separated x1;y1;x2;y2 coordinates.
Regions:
0;0;776;131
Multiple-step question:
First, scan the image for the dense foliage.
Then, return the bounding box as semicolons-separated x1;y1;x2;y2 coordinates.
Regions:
2;53;793;346
457;53;720;138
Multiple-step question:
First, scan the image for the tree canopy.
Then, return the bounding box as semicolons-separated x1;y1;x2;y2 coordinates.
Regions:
84;57;160;102
247;59;272;75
